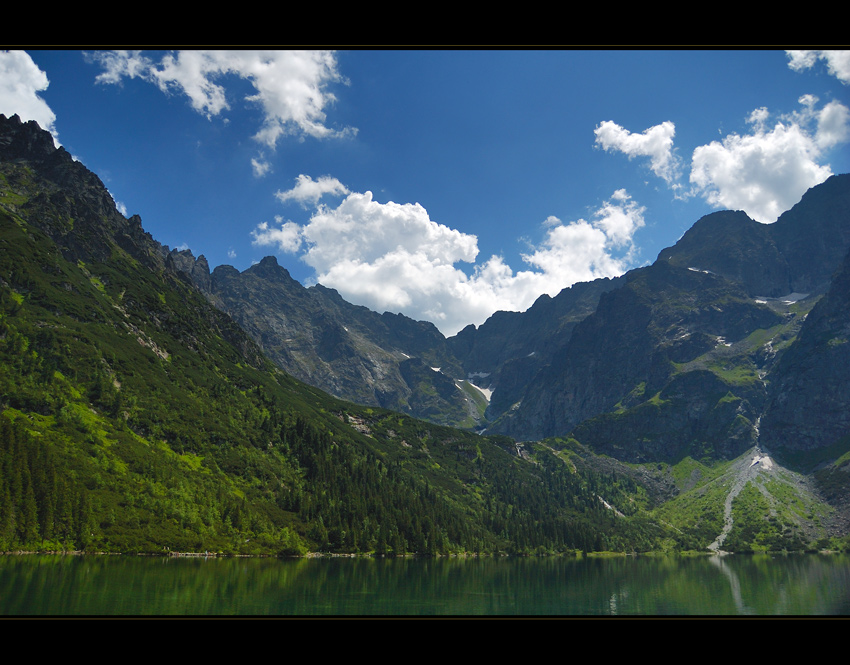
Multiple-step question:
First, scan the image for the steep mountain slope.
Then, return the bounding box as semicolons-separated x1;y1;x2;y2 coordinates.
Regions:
491;175;850;462
493;261;783;452
659;174;850;298
760;246;850;457
448;276;624;420
172;250;485;429
169;238;625;432
657;210;791;297
0;113;664;555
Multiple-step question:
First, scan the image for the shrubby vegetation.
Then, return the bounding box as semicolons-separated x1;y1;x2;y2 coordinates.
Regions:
0;197;671;556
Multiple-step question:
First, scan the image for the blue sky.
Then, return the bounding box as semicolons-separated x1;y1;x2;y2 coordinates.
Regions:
3;48;849;335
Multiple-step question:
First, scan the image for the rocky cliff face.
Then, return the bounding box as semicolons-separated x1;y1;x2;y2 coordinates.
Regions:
174;246;626;430
0;113;268;370
489;175;850;464
570;370;761;463
660;174;850;298
760;246;850;454
173;252;486;429
448;276;623;420
0;114;169;272
658;210;792;297
492;261;782;446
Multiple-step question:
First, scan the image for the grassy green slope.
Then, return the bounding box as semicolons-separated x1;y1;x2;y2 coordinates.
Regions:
0;151;669;556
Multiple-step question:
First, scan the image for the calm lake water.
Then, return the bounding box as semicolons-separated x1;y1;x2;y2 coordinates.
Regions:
2;553;849;616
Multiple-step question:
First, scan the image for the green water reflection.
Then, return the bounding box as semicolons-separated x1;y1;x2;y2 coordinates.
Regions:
2;553;848;616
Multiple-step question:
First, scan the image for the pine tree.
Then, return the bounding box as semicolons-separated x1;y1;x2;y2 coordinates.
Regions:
19;466;39;545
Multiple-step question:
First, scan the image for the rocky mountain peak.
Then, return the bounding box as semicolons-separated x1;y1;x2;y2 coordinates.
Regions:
247;255;296;283
0;113;168;270
166;248;212;293
658;174;850;298
0;113;59;160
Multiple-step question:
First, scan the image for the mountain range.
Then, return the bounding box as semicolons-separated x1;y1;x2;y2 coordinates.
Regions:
172;171;850;462
2;112;849;555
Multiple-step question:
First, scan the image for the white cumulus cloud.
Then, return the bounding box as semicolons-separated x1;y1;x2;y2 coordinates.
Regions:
0;50;58;142
251;157;272;178
87;49;355;148
275;174;350;207
252;187;645;335
594;120;682;186
689;96;850;223
813;99;850;150
251;216;304;253
596;95;850;225
786;50;850;84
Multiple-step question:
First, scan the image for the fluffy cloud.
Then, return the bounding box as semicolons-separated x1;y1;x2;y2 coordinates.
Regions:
811;99;850;150
251;216;304;253
786;50;850;84
689;96;849;222
0;50;58;141
252;186;645;335
275;174;350;207
296;191;480;274
251;157;272;178
594;120;682;186
90;50;152;86
522;190;644;278
596;95;849;224
87;50;355;147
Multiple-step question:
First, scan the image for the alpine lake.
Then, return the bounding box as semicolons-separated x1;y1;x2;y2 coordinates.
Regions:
2;552;849;617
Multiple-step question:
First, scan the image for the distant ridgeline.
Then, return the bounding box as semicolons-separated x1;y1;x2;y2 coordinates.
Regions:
168;174;850;466
2;112;849;556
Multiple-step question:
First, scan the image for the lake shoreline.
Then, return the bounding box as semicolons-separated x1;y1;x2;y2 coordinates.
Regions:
2;548;844;558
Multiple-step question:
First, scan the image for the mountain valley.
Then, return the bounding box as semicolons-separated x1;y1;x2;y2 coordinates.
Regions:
2;112;850;556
